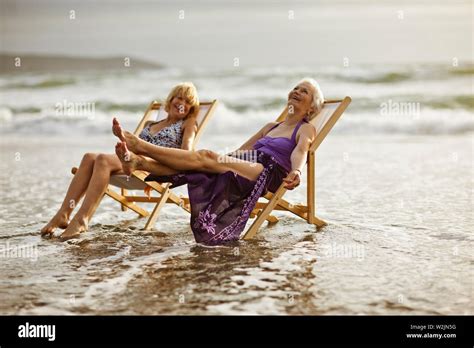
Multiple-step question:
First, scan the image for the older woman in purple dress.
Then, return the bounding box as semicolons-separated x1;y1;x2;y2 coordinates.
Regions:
112;78;324;245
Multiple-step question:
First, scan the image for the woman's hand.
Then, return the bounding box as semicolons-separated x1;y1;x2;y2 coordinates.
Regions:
283;169;301;190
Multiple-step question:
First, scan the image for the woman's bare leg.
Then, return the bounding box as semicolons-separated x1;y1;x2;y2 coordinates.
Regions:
41;153;98;236
115;139;264;182
115;142;179;176
59;154;124;241
114;118;264;180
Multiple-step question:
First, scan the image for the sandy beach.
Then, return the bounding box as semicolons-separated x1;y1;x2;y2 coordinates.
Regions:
0;131;471;315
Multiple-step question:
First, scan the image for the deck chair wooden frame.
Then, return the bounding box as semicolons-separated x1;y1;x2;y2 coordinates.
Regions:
72;100;218;230
241;97;352;240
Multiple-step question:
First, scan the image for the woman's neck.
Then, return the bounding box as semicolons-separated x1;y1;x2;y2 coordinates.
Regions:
285;112;305;126
166;114;183;124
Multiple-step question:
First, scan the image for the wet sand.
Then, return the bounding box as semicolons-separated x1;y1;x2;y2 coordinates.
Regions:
0;133;472;315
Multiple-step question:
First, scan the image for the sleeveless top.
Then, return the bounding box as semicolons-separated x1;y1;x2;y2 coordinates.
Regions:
253;119;308;172
138;119;184;149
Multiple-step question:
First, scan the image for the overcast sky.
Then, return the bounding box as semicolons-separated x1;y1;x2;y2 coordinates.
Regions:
1;0;472;68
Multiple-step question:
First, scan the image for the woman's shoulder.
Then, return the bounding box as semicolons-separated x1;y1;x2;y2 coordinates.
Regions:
143;120;154;128
145;119;165;128
183;117;196;124
264;121;279;130
259;122;278;136
266;121;280;127
301;121;316;131
182;117;198;129
298;121;317;139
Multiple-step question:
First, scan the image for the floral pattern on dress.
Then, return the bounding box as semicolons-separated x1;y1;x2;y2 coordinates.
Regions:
146;150;288;245
207;152;273;243
194;207;218;235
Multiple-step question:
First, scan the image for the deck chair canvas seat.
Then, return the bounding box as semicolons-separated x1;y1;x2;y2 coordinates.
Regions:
242;97;352;240
72;100;218;230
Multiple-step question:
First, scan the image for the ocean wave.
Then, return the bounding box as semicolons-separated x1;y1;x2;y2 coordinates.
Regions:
345;95;474;113
343;72;412;84
448;66;474;76
425;95;473;110
4;62;471;93
188;67;413;85
1;102;472;136
1;62;472;136
321;65;473;84
0;109;140;136
1;77;77;89
333;109;474;135
188;62;474;85
3;93;472;117
6;106;43;114
94;101;150;113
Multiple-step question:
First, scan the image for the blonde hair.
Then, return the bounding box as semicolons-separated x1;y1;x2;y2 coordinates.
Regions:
298;78;324;118
164;82;200;120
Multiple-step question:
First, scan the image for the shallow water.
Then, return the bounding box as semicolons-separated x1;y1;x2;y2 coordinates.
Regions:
0;134;471;315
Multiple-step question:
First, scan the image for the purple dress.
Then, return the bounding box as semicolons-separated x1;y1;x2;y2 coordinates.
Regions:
146;119;308;245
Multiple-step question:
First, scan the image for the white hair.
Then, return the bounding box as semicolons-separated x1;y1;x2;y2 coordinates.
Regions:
298;77;324;117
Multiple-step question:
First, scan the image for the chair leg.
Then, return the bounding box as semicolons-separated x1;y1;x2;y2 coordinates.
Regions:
121;188;128;211
305;152;328;228
242;185;287;240
132;170;190;214
309;215;327;228
105;187;149;217
266;215;279;224
250;208;279;223
143;184;172;230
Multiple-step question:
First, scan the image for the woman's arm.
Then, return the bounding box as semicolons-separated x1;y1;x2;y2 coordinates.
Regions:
181;118;198;150
283;123;316;190
236;122;278;151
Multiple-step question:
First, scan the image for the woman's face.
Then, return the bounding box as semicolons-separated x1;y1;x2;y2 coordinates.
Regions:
287;82;315;116
169;94;192;119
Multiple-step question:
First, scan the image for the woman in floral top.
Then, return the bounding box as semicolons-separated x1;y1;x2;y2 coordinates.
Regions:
41;82;200;241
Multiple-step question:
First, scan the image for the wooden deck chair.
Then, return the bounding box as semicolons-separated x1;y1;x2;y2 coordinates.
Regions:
242;97;352;240
71;100;218;230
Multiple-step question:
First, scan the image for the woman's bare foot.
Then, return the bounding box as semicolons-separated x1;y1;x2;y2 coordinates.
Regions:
112;117;126;142
112;118;142;153
59;218;88;241
115;142;142;175
41;213;69;237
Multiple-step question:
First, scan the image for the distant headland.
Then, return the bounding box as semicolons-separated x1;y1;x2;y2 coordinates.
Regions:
0;53;163;73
